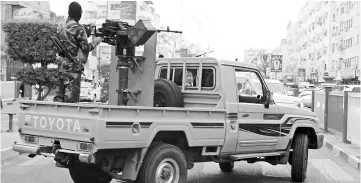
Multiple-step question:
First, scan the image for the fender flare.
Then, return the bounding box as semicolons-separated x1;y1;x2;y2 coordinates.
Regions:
288;122;317;138
145;124;194;148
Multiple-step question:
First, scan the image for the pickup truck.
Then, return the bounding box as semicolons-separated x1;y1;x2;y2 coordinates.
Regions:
13;58;323;183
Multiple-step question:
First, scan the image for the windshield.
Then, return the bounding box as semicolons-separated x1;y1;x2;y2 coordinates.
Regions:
254;82;286;95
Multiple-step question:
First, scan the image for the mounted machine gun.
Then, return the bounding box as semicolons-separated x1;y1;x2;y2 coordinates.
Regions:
94;20;182;106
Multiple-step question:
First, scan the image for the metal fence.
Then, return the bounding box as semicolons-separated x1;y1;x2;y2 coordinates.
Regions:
347;93;360;146
327;92;343;136
313;89;361;145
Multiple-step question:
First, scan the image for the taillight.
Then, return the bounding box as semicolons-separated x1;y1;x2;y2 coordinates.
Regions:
77;142;93;152
23;135;39;144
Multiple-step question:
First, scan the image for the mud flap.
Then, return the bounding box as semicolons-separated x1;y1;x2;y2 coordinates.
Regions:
121;148;148;181
279;139;293;164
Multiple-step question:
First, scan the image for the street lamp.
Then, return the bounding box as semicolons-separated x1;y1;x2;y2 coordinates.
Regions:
10;76;17;101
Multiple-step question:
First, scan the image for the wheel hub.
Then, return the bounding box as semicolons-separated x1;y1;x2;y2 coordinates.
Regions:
156;158;180;183
160;168;171;180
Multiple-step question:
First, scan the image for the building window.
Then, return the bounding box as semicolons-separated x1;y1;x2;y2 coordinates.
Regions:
341;3;344;14
350;18;353;28
350;38;353;47
340;21;343;31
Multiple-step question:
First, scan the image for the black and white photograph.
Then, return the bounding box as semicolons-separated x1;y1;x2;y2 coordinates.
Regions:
0;1;360;183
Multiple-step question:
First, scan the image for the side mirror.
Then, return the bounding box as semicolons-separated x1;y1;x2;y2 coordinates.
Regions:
264;91;273;108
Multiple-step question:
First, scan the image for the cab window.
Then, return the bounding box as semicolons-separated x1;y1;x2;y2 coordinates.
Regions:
159;67;215;90
235;69;264;104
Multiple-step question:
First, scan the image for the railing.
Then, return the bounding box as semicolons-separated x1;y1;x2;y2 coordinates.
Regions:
312;89;361;145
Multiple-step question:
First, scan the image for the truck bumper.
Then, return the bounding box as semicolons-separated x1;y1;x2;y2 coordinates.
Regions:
315;132;324;149
12;143;93;164
13;143;40;154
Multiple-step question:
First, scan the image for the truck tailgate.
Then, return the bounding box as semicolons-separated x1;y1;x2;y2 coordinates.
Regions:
18;101;100;143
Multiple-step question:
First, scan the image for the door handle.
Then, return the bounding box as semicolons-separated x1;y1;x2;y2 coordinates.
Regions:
242;114;249;118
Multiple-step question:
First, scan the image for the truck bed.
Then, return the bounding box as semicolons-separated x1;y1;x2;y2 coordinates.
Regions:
17;100;226;151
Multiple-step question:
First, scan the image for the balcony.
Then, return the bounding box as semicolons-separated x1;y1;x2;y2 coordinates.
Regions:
3;1;26;8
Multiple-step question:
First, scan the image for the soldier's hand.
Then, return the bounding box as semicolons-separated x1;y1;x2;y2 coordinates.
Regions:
89;23;96;35
93;37;102;45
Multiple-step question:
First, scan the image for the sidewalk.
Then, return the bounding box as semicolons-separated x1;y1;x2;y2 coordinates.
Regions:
322;132;361;170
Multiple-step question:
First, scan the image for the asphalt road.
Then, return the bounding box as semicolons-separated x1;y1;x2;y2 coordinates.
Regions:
1;145;360;183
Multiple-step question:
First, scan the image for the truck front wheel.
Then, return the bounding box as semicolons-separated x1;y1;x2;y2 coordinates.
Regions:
291;133;309;182
219;162;234;173
136;143;187;183
68;162;112;183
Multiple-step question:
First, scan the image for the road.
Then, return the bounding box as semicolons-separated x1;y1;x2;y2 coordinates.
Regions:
1;145;360;183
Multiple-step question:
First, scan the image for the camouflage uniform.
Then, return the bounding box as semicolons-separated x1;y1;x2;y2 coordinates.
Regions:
53;17;96;103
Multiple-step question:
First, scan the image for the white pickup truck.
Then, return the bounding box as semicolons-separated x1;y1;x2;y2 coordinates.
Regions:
13;58;323;183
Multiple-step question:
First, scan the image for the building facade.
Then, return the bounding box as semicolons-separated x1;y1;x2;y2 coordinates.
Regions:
330;1;360;84
244;49;267;63
280;1;360;84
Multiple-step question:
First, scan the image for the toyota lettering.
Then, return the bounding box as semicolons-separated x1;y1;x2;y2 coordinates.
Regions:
24;115;82;133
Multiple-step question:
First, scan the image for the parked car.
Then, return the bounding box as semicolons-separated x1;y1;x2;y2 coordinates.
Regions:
80;78;102;102
298;91;312;109
284;82;299;96
344;85;361;92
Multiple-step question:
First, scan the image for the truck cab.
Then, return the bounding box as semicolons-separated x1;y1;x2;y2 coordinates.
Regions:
13;57;323;183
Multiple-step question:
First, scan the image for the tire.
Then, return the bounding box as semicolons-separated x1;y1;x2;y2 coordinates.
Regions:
154;79;183;107
219;162;234;173
136;143;187;183
68;162;112;183
291;133;309;182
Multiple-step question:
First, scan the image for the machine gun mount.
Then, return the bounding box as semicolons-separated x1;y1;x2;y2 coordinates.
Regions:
95;19;182;106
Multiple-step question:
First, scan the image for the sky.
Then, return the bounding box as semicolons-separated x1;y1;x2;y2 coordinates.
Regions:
49;0;307;60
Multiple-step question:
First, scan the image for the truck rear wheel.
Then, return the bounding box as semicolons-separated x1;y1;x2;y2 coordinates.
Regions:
219;162;234;173
291;133;309;182
68;162;112;183
154;79;183;107
136;143;187;183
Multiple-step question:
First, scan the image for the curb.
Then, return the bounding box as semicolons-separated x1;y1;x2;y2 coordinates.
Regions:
324;138;360;170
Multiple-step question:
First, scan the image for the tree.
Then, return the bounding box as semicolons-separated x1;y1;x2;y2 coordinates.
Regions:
2;19;62;100
157;33;203;57
251;53;270;77
98;64;110;103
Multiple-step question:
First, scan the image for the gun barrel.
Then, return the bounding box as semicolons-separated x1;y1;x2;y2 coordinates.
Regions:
157;30;182;34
